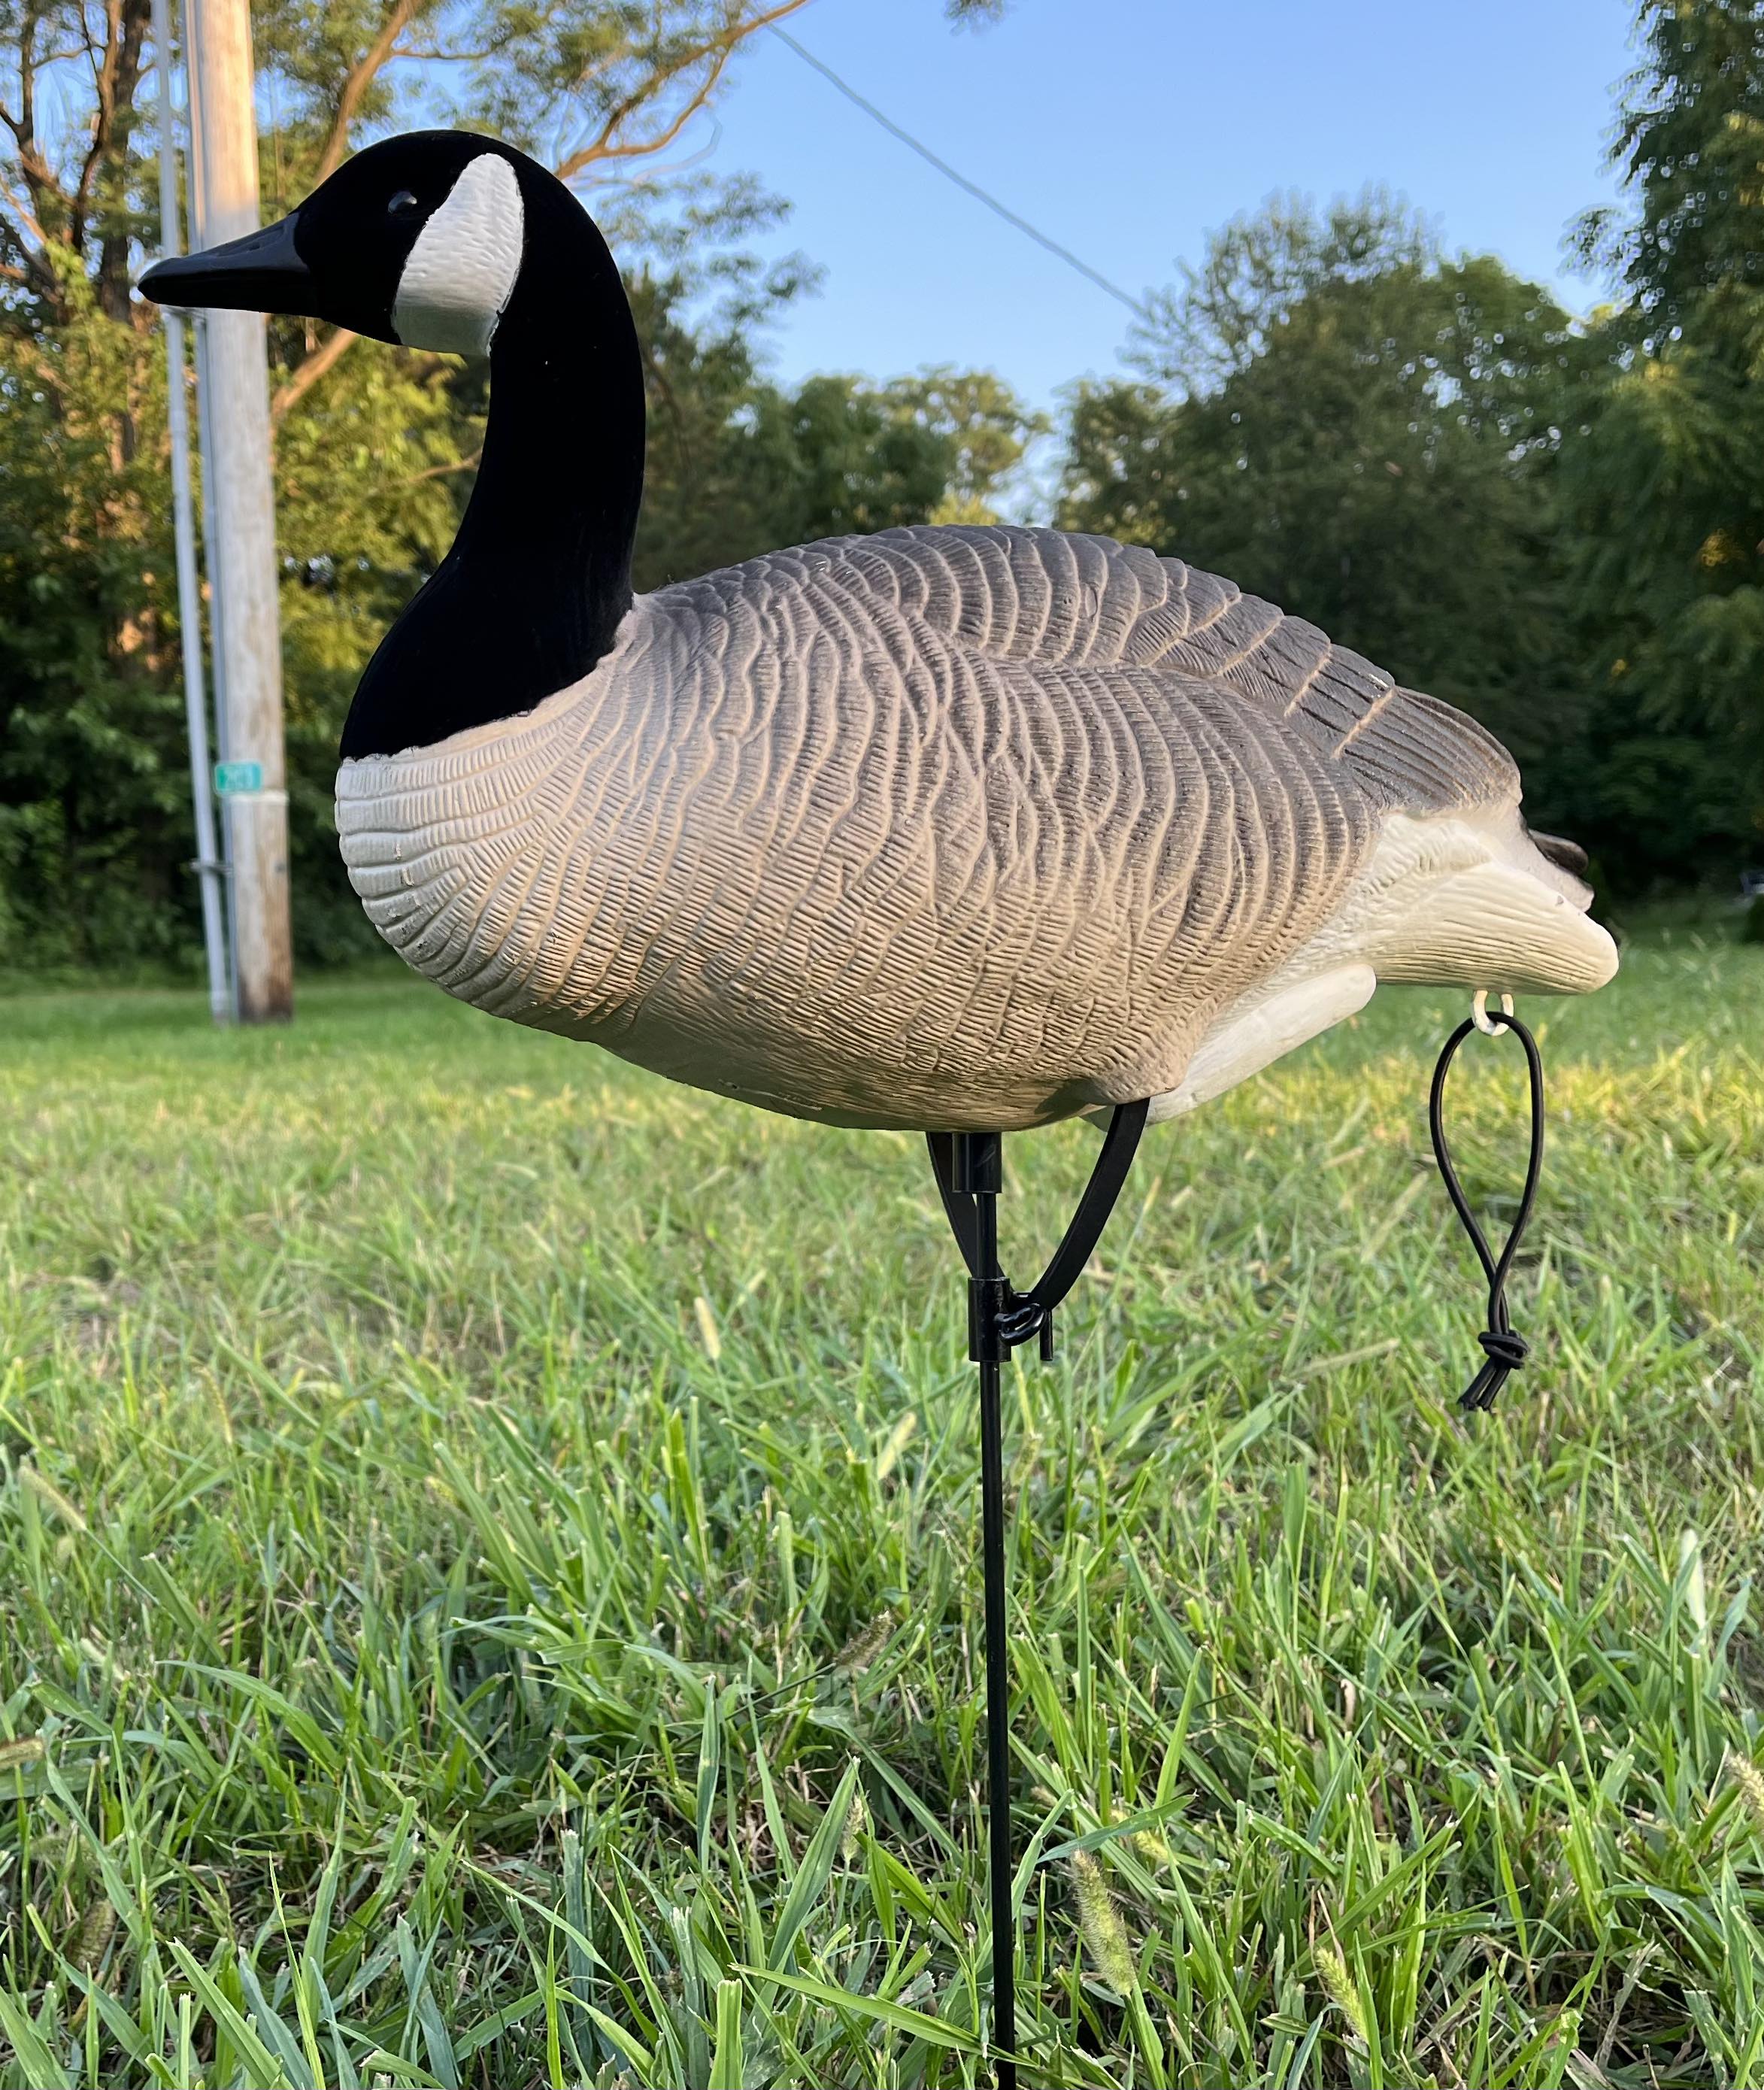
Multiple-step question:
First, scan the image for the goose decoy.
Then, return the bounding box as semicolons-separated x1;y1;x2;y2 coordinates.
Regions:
140;132;1616;1134
140;131;1617;2088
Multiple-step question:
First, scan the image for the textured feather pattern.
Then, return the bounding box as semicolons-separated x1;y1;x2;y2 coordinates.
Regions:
834;527;1519;815
336;526;1516;1129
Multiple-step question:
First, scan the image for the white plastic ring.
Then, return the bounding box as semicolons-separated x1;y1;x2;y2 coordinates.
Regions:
1472;990;1514;1036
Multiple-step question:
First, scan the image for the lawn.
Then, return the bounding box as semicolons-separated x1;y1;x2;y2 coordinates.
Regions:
1;936;1762;2088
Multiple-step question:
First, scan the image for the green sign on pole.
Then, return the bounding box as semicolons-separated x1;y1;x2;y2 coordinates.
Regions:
214;760;264;796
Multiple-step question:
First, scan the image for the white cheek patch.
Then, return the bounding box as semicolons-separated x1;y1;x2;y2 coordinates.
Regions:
392;154;523;356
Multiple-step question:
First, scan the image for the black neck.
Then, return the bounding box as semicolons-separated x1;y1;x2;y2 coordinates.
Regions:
339;173;645;760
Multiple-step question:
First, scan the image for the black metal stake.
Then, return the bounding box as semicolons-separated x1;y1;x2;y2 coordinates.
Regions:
951;1130;1017;2090
929;1102;1148;2090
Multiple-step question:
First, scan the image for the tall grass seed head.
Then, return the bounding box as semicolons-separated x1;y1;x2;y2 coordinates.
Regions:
1725;1748;1764;1843
1068;1846;1138;1995
1316;1938;1371;2046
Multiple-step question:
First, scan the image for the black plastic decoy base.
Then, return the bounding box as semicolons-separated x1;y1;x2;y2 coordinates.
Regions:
928;1106;1149;2090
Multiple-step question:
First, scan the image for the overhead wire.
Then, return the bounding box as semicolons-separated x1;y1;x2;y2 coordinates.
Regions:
766;24;1151;322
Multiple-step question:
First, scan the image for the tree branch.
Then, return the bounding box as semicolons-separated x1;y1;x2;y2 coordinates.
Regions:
68;0;119;250
314;0;422;183
0;162;51;250
553;0;814;182
267;0;423;402
271;325;360;423
89;0;153;314
3;11;74;240
397;447;481;486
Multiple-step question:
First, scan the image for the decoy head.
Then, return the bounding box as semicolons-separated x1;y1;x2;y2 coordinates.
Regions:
139;132;542;357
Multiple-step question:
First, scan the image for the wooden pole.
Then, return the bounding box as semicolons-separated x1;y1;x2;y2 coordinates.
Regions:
186;0;292;1021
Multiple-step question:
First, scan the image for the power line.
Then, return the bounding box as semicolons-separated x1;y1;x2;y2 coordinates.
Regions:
767;24;1150;322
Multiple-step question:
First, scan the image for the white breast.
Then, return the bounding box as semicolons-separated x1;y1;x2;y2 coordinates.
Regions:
334;672;623;1025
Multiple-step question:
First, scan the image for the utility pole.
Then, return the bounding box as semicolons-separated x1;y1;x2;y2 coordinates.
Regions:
186;0;293;1021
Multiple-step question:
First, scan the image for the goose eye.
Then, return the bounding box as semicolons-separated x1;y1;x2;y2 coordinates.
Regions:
387;190;420;218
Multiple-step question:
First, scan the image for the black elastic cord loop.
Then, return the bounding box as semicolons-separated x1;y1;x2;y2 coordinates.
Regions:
926;1099;1149;1360
1024;1100;1149;1325
1428;1009;1545;1413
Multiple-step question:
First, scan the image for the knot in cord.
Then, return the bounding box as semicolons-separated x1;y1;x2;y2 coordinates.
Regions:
995;1289;1050;1351
1462;1324;1531;1411
1429;1007;1546;1416
1477;1327;1529;1373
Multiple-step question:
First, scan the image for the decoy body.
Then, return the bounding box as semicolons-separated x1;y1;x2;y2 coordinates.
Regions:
141;133;1617;1131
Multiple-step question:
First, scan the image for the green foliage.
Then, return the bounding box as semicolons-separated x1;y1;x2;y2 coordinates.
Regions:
630;262;1043;588
741;366;1044;550
1063;194;1602;793
759;372;971;540
0;263;189;968
1555;0;1764;884
0;946;1760;2082
1576;0;1764;328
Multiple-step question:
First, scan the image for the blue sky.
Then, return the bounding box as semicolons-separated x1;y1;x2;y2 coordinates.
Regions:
683;0;1640;416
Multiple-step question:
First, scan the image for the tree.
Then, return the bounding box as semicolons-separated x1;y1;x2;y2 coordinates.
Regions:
635;353;1041;588
0;269;190;966
1577;0;1764;332
1559;0;1764;882
1062;196;1607;792
729;366;1041;552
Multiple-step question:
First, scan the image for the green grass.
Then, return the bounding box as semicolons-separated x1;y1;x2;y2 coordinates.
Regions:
1;938;1762;2088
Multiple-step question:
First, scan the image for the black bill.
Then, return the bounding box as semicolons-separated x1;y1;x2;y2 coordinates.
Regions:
138;212;311;314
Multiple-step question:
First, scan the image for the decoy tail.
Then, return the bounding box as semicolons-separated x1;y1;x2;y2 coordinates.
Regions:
1527;829;1590;877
